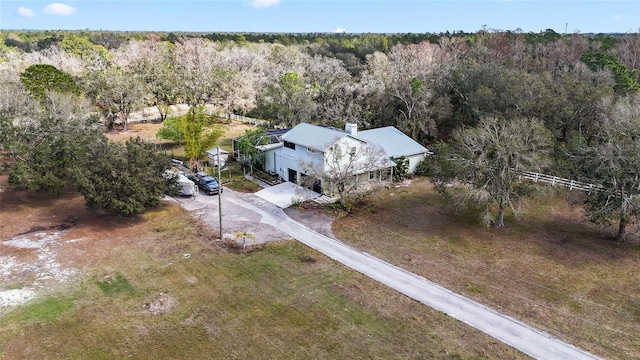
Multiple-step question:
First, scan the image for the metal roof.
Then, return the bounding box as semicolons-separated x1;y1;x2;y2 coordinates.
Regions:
256;142;283;151
358;126;431;157
281;123;361;151
206;148;229;155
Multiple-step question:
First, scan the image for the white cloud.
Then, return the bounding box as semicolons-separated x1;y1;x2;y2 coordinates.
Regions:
17;7;35;17
43;3;77;16
250;0;280;9
335;27;346;33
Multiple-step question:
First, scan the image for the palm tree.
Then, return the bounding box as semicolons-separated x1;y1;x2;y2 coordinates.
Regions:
234;231;257;249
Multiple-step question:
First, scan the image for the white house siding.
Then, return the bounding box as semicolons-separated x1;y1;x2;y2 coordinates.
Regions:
265;145;324;183
264;149;277;175
322;137;370;174
407;153;426;174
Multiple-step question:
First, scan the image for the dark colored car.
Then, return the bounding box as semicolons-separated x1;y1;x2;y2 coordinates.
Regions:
197;176;222;195
184;172;197;183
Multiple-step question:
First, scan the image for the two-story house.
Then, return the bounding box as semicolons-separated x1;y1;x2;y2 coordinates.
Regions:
234;122;432;196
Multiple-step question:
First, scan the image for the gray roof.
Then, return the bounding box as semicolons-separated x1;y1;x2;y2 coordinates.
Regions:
281;123;363;151
358;127;431;157
206;148;229;155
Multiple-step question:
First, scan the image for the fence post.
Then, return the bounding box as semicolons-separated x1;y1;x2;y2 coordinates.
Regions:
570;180;574;190
552;176;556;186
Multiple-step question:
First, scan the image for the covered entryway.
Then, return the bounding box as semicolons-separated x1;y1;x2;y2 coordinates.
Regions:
287;168;297;183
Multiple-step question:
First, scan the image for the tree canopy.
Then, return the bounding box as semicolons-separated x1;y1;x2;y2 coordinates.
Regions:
73;137;179;216
430;117;552;227
156;106;225;169
20;64;80;100
573;95;640;242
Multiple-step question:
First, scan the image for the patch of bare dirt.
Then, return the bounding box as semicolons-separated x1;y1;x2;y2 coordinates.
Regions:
106;121;254;144
0;173;210;310
143;292;178;315
106;122;168;143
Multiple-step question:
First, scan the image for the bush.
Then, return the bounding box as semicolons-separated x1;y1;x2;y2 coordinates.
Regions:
414;157;436;176
73;137;179;216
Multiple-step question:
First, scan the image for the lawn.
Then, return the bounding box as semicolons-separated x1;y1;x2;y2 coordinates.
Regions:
0;188;524;359
332;178;640;360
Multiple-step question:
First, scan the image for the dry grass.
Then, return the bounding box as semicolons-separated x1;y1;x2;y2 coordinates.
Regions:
106;121;253;150
332;178;640;360
0;177;525;359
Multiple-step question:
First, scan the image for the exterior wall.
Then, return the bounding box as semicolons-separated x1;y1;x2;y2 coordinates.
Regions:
322;137;369;173
266;145;323;182
407;153;426;174
263;136;395;196
264;149;277;174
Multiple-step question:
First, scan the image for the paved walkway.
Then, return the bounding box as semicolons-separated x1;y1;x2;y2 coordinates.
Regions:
178;189;602;360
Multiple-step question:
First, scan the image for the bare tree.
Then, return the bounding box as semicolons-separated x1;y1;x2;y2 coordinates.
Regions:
304;54;360;126
0;79;39;121
82;66;146;131
358;42;447;141
42;91;93;121
173;38;219;106
298;141;393;206
112;38;178;121
614;33;640;72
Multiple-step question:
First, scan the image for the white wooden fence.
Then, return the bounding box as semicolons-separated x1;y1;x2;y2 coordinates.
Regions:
127;105;268;126
518;171;604;194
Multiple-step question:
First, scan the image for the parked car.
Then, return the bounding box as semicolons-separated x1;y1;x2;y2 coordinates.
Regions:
197;176;222;195
184;172;198;183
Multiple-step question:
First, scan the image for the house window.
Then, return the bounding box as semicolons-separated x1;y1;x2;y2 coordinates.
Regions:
284;141;295;150
369;170;379;180
350;146;357;155
307;147;316;153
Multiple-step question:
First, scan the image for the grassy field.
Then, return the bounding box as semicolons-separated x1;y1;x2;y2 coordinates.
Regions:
0;198;525;359
332;178;640;359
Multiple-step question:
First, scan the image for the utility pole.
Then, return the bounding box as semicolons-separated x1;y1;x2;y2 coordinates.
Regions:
217;146;223;240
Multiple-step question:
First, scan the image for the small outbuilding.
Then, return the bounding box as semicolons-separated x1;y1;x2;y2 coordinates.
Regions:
206;148;229;168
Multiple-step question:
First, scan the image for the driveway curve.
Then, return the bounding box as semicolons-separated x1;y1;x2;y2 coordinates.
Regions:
174;189;602;360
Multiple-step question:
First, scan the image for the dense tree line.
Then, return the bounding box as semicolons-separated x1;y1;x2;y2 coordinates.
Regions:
1;29;640;238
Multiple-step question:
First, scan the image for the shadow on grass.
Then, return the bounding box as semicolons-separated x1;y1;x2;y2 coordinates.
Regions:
0;179;159;238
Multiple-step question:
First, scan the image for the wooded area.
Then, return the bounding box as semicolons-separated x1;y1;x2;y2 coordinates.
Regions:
1;29;640;238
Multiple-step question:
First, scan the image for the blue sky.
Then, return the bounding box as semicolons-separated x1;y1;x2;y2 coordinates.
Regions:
1;1;638;34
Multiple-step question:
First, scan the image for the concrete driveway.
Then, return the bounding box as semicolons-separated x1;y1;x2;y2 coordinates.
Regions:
170;188;602;360
255;181;321;208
